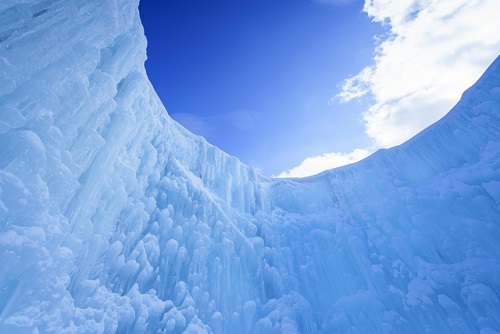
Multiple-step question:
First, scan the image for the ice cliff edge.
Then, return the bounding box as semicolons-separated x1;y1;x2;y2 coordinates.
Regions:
1;0;500;333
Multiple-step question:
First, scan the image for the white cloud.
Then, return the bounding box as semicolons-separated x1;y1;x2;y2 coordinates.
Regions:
277;0;499;178
275;149;371;178
337;0;500;147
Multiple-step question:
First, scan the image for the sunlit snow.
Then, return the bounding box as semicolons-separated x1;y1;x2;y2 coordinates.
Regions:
0;0;499;333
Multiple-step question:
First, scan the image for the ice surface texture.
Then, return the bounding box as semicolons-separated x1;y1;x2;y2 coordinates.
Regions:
0;0;499;333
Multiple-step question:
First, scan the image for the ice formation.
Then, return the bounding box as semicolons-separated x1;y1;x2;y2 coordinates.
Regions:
1;0;499;333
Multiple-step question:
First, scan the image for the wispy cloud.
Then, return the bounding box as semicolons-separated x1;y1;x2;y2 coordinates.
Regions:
171;110;262;140
337;0;500;147
275;148;371;178
220;110;261;131
169;113;214;140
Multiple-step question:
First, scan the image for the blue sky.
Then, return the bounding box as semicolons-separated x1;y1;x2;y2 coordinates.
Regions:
139;0;500;177
139;0;381;176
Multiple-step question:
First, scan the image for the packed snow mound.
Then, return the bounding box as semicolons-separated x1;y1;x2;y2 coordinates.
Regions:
0;0;499;333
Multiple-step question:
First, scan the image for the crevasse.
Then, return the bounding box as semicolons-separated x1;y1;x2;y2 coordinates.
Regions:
0;0;499;333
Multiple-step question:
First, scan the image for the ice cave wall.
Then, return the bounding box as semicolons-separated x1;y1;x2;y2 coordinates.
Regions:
1;0;500;333
0;0;273;332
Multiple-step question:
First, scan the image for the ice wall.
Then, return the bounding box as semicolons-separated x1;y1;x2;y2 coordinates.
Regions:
0;0;499;333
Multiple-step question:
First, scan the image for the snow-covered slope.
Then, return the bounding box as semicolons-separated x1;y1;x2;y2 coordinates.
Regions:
0;0;499;333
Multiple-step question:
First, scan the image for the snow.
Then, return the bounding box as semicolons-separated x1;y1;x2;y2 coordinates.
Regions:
1;0;500;333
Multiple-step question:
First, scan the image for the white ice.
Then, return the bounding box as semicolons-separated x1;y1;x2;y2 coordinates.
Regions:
0;0;499;333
